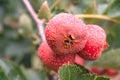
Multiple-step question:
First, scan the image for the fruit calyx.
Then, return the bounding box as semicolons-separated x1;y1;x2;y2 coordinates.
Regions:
64;35;75;48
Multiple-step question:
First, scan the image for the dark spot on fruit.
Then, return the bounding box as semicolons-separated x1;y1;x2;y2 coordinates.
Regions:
64;35;74;48
64;40;70;44
69;35;74;40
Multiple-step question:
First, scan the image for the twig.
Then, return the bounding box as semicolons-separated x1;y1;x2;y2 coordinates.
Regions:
22;0;46;41
76;14;120;23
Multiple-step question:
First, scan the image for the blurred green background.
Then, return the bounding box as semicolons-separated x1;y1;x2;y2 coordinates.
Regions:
0;0;120;80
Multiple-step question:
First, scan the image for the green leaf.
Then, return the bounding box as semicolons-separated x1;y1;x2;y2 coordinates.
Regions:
59;64;109;80
106;23;120;49
58;64;89;80
38;1;51;21
79;74;96;80
103;0;120;19
96;76;109;80
0;67;9;80
92;48;120;70
97;1;108;14
80;74;109;80
5;39;32;57
0;59;27;80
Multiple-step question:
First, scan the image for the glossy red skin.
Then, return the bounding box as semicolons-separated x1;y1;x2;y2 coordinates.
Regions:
38;42;75;72
75;54;84;66
78;24;106;60
45;13;87;55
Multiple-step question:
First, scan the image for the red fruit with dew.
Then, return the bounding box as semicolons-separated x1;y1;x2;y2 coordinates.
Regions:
38;42;75;72
78;24;108;60
45;13;87;55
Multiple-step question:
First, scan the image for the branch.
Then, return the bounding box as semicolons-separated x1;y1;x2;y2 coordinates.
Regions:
22;0;46;41
76;14;120;23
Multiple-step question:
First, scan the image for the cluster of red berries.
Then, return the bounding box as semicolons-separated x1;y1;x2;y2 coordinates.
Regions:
38;13;108;72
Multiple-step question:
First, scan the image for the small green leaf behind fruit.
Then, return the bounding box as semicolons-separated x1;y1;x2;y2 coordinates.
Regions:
58;64;109;80
58;64;89;80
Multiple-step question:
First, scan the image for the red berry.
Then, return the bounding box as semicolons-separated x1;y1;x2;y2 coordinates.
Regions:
75;54;84;66
90;67;104;75
78;24;107;60
38;42;75;72
103;69;118;76
45;13;87;55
